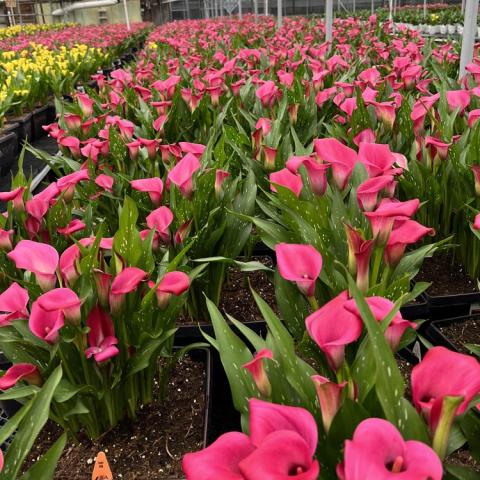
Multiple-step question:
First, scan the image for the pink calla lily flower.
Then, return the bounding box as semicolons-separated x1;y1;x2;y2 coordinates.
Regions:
269;169;303;197
7;240;59;291
29;301;64;344
167;153;201;199
242;349;274;398
146;206;174;244
0;363;41;390
337;418;442;479
411;347;480;432
0;282;29;325
313;138;357;190
183;398;319;480
130;177;164;206
275;243;322;297
306;291;363;371
85;306;119;363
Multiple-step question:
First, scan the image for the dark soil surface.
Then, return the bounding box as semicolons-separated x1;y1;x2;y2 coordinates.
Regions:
178;256;277;325
437;317;480;354
416;255;478;296
25;356;206;479
396;355;414;400
447;449;480;473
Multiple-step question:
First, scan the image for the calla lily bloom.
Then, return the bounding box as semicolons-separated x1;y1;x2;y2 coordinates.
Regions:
130;177;164;206
0;282;29;325
0;363;41;390
110;267;147;313
0;228;13;251
85;306;119;363
95;174;114;192
179;142;206;158
357;143;401;178
57;219;86;236
269;169;303;197
146;206;174;244
411;346;480;432
473;213;480;230
337;418;442;480
215;170;230;197
59;244;81;285
471;165;480;196
183;398;319;480
0;186;25;211
56;169;89;202
276;243;322;298
37;288;81;325
384;220;435;267
255;80;281;107
167;153;201;199
364;198;420;245
312;375;346;433
313;138;357;190
306;291;363;371
242;349;274;398
29;301;64;344
7;240;59;291
148;271;190;308
344;296;416;351
446;89;470;113
286;156;330;196
344;225;374;293
357;175;395;212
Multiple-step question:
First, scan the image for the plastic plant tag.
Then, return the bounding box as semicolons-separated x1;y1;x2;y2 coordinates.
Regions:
92;451;113;480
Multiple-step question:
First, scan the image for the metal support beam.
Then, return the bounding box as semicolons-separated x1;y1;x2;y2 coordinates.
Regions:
277;0;282;27
325;0;333;42
459;0;480;78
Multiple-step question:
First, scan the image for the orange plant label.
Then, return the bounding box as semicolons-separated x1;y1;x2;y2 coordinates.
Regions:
92;451;113;480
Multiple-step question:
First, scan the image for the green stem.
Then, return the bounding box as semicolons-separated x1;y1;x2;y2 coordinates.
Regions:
432;396;463;461
370;246;384;288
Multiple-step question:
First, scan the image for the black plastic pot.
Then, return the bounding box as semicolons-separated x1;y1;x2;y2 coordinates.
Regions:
400;296;429;321
186;348;213;447
0;130;18;176
424;290;480;320
206;349;240;444
423;315;480;352
175;319;267;346
6;112;32;150
31;106;49;141
251;241;276;263
46;104;56;124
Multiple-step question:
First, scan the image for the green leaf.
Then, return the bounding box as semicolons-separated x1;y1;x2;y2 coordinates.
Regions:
206;297;258;417
20;433;66;480
0;385;39;401
0;365;63;479
445;464;480;480
126;329;177;377
347;273;430;442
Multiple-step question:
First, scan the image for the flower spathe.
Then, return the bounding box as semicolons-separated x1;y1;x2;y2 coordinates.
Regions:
7;240;59;291
183;398;319;480
167;153;202;199
148;271;190;308
243;349;274;398
36;288;82;325
411;346;480;432
0;282;29;325
275;243;322;298
306;291;363;371
337;418;443;480
0;363;41;390
29;301;64;344
85;306;119;363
